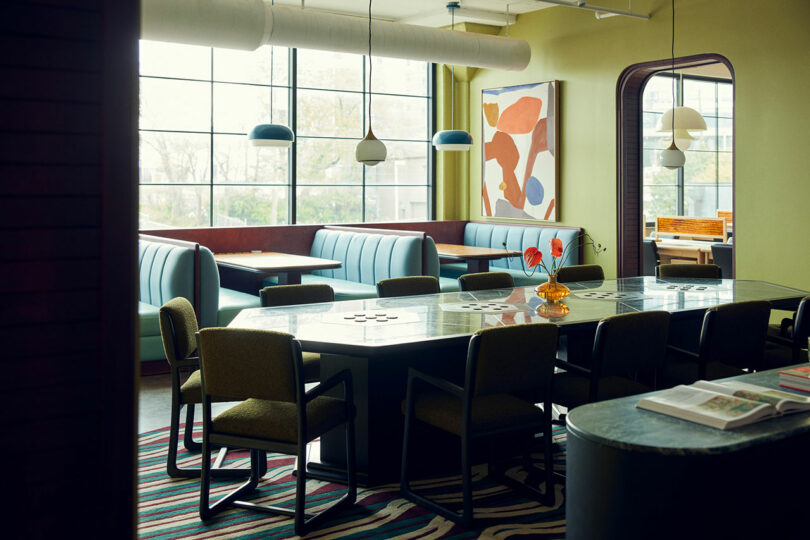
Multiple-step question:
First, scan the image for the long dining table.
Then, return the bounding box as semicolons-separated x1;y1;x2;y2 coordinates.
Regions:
227;276;806;486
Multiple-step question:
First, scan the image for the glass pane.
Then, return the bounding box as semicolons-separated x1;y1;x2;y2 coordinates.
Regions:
643;75;675;113
365;186;428;222
139;185;210;229
297;49;363;91
368;95;428;141
689;116;717;151
213;185;288;226
717;118;733;152
214;45;289;86
296;186;362;224
139;132;210;184
684;185;718;217
297;89;363;137
365;56;427;96
683;79;716;117
718;152;733;183
140;78;210;132
718;184;733;211
684;151;717;184
139;41;210;80
642;112;668;149
643;185;678;220
364;141;428;185
296;138;362;185
214;83;288;134
213;134;289;184
643;149;679;185
717;82;733;118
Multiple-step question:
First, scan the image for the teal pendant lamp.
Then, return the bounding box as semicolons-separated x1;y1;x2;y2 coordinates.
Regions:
248;0;295;148
432;2;472;152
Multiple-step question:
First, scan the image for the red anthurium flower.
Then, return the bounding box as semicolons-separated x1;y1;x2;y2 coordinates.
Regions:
551;238;563;258
523;247;542;268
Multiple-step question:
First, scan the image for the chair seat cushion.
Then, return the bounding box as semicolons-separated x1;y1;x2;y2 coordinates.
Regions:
139;302;162;337
553;372;652;409
302;352;321;382
407;391;545;437
212;396;347;443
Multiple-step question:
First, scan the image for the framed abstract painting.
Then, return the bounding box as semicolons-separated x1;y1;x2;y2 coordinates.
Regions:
481;81;559;221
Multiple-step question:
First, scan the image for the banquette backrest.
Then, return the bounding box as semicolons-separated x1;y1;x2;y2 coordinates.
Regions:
138;236;220;328
462;222;581;272
309;228;426;285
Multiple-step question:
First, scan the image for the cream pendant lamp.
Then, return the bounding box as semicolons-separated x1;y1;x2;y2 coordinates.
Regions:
660;0;685;170
356;0;387;166
248;0;295;148
432;2;473;152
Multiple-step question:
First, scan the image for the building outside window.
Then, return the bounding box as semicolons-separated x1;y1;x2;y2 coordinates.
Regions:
138;41;432;229
641;72;733;226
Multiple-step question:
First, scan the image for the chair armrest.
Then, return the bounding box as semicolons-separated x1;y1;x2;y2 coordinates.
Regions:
305;369;351;402
407;368;464;398
666;345;699;360
554;358;591;376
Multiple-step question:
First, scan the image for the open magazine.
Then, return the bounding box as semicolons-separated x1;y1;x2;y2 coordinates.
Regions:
636;380;810;430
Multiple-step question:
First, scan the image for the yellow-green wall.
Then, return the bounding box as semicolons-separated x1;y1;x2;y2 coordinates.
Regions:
437;0;810;290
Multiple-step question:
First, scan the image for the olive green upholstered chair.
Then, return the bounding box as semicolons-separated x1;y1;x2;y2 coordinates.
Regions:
765;295;810;367
401;323;559;528
553;311;671;410
658;263;721;279
457;271;515;292
259;284;335;383
376;276;440;298
197;327;356;536
159;297;252;479
557;264;605;284
664;300;771;384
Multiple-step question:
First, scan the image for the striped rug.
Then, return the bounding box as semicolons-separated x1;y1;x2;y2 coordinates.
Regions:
139;425;567;539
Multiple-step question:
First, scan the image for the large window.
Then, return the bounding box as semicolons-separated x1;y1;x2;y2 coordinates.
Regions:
642;73;733;221
139;41;432;229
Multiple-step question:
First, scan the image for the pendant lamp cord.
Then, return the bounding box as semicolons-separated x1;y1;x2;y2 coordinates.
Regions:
670;0;675;143
367;0;373;128
450;4;455;130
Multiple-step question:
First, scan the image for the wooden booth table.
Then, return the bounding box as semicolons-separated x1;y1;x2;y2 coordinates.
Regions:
655;238;715;265
435;242;522;273
228;277;806;486
214;251;341;287
566;365;810;540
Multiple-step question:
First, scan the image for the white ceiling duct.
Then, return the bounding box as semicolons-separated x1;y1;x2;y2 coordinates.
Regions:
141;0;531;71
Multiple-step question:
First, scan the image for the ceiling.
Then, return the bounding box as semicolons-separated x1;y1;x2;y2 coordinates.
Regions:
271;0;553;26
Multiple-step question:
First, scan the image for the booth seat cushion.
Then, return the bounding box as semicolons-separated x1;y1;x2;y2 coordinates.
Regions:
138;302;165;362
439;223;580;286
217;288;261;326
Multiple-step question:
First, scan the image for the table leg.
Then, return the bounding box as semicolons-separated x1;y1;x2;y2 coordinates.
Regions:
277;271;302;285
466;259;491;274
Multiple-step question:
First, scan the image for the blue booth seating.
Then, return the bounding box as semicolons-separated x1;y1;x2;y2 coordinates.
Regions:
138;238;260;362
277;228;434;301
439;222;581;286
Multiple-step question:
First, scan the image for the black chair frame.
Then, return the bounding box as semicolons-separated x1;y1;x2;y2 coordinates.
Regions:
766;296;810;364
400;334;555;528
199;339;357;537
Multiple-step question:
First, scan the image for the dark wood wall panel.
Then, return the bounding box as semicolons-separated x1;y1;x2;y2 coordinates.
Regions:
2;0;136;536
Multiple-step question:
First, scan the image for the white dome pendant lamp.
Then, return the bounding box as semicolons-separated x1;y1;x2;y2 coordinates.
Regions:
248;0;295;148
660;0;685;170
432;2;473;152
356;0;387;166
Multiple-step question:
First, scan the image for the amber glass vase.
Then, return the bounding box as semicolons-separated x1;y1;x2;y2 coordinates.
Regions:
535;274;571;303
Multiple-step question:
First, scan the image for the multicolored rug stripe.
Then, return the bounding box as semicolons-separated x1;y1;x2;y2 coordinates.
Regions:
138;424;567;539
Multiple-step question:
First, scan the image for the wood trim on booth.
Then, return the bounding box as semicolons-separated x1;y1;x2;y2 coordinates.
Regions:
616;53;735;277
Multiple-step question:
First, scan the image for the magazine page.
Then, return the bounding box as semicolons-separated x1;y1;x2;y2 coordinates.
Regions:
636;385;776;430
692;380;810;413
